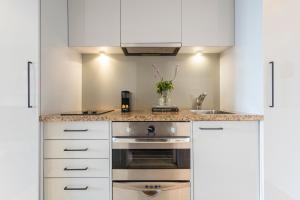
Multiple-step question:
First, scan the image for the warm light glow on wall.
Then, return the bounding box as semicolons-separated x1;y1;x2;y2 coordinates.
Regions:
98;52;110;65
193;51;205;63
196;51;203;57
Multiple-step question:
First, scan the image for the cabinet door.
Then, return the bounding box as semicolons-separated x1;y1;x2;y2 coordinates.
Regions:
68;0;120;46
264;0;300;199
0;0;39;200
193;121;259;200
182;0;234;46
121;0;181;44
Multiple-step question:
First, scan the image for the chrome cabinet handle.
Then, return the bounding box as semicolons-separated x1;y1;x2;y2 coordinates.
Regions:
64;186;88;191
113;182;190;192
199;127;224;131
64;129;89;132
64;148;88;152
27;61;33;108
269;61;275;108
64;167;88;171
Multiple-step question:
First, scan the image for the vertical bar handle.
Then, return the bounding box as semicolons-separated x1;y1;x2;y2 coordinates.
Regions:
269;61;274;108
27;61;33;108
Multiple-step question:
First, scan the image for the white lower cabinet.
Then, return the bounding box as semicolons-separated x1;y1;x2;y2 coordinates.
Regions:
42;120;260;200
192;121;260;200
43;121;110;200
44;178;109;200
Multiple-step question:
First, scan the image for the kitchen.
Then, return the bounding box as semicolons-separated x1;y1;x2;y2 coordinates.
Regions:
1;0;299;200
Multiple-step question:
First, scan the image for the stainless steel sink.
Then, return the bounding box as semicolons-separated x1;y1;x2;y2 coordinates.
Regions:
190;110;235;115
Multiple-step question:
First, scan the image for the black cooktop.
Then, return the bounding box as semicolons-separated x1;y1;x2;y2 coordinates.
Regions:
61;110;114;116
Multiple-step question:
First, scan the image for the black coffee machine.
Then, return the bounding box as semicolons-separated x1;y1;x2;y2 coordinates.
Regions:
121;91;131;112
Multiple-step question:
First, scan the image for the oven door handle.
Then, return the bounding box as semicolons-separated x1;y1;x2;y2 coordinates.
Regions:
112;137;190;144
142;189;161;197
113;182;190;192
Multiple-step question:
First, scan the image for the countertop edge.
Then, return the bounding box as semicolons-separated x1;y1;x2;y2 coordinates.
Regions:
40;110;264;122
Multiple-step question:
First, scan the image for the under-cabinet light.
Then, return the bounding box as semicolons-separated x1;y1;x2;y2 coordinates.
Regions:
193;51;205;63
98;51;109;65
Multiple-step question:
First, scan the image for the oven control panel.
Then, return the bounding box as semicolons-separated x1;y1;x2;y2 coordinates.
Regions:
112;122;191;137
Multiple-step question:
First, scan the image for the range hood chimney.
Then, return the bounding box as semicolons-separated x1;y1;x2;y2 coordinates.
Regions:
121;43;181;56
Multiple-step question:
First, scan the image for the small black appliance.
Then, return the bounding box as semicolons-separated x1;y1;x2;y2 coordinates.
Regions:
121;91;131;112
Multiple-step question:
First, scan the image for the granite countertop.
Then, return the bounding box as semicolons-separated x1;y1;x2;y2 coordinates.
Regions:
40;109;264;122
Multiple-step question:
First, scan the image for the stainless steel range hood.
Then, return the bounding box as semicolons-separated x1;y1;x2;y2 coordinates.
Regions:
121;43;181;56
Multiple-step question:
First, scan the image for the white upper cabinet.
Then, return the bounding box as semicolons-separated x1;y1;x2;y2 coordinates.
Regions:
121;0;182;44
68;0;235;48
68;0;120;47
182;0;235;46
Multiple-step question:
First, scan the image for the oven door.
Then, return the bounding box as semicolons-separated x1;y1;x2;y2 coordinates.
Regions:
112;149;190;169
112;137;191;181
113;182;190;200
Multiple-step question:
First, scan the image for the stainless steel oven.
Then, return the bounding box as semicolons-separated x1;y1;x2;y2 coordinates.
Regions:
112;122;191;200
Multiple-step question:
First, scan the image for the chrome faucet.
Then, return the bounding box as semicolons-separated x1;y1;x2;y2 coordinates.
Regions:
196;93;207;110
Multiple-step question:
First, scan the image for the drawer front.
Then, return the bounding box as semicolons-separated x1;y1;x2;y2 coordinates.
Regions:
44;178;109;200
44;140;109;158
44;159;109;178
193;121;258;135
44;121;109;140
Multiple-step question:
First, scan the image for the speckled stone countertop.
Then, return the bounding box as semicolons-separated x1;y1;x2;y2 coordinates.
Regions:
40;109;263;122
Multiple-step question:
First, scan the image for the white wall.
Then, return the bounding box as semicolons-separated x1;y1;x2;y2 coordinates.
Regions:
41;0;82;114
220;0;263;114
82;54;220;110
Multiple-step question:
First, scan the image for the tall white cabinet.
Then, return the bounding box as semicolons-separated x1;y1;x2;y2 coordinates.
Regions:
193;121;260;200
264;0;300;199
0;0;40;200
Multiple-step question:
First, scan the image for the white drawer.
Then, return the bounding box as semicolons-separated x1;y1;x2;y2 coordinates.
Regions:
193;121;258;135
44;140;109;158
44;178;109;200
44;159;109;178
44;121;109;140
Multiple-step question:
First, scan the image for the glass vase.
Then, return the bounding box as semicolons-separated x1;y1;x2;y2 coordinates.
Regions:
158;90;171;106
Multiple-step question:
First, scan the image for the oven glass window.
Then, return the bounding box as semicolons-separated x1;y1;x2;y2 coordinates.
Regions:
113;149;190;169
